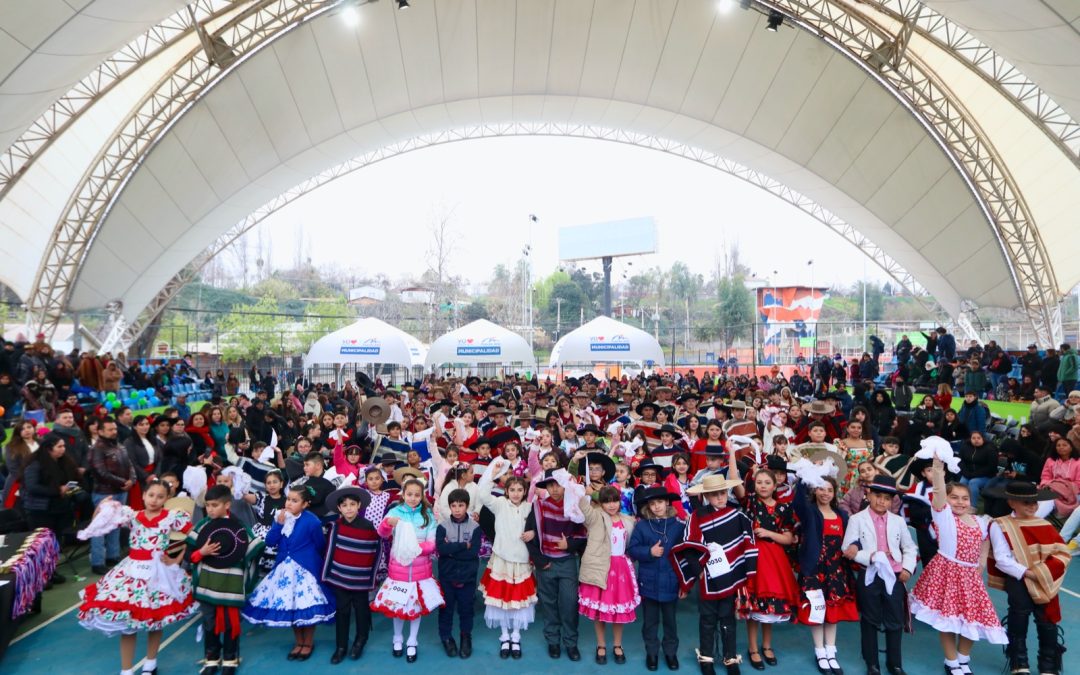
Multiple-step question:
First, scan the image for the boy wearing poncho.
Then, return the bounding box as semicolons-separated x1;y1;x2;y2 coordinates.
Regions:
986;481;1072;675
186;485;264;675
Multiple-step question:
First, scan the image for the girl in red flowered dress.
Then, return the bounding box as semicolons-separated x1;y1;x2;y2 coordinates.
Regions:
733;463;800;670
78;479;197;675
911;458;1007;675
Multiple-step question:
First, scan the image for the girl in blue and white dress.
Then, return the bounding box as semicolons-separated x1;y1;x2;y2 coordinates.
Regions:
243;485;335;661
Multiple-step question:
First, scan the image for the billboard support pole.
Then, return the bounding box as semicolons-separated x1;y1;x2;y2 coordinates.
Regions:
602;256;612;316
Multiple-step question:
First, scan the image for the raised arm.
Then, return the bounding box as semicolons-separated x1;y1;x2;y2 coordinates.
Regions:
930;457;947;511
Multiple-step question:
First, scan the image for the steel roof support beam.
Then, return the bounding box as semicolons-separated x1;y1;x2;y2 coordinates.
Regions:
113;122;937;350
27;0;1064;348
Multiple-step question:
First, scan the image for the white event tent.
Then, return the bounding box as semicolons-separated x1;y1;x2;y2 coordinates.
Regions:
549;316;665;368
305;317;426;368
425;319;535;369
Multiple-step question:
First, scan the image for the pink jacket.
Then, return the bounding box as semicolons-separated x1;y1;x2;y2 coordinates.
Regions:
1041;457;1080;488
377;506;436;582
331;445;364;480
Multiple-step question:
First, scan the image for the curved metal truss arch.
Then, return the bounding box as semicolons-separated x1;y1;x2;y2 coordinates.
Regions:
102;122;935;351
27;0;1065;347
0;0;237;200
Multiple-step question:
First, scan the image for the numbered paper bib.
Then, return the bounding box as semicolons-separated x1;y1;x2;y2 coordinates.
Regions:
804;589;826;625
381;580;418;607
705;543;732;579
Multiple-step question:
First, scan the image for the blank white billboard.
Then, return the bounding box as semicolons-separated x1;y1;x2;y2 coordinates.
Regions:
558;216;658;261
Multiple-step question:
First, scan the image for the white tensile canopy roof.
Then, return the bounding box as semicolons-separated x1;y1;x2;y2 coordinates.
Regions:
1;0;1079;346
305;317;426;368
424;319;535;369
550;316;665;368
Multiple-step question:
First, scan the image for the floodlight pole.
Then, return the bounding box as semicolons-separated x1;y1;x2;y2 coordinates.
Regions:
602;256;613;316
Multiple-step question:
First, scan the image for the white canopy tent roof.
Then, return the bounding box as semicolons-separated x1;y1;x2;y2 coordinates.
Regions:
550;316;665;368
304;317;426;368
424;319;535;369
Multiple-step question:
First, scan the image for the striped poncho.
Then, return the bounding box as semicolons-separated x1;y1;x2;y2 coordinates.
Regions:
988;516;1071;622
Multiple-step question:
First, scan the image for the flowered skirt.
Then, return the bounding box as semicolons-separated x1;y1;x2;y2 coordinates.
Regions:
78;557;198;636
911;556;1007;644
370;576;445;620
242;558;335;626
481;555;537;629
578;555;640;624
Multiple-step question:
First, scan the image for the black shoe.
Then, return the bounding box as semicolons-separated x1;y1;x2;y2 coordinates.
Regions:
866;666;881;675
393;644;404;658
613;646;626;665
199;660;220;675
443;638;458;658
567;646;581;662
724;657;741;675
349;638;365;659
297;644;313;661
647;654;659;671
762;648;777;667
105;558;120;566
500;641;511;659
596;646;608;665
549;644;561;659
406;645;418;663
749;651;765;671
91;565;107;575
50;572;67;584
511;640;522;660
700;664;717;675
459;633;472;659
886;668;906;675
665;653;680;670
286;646;301;661
330;648;346;664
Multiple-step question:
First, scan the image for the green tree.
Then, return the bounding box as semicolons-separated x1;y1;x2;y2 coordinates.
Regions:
549;280;589;332
534;270;571;317
217;295;282;361
856;282;886;321
298;296;352;351
462;301;489;323
669;261;703;351
716;276;756;348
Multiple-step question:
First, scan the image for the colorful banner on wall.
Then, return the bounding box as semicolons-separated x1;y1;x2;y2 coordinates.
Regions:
757;286;828;364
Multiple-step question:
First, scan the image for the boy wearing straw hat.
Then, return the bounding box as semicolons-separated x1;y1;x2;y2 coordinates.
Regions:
671;474;757;675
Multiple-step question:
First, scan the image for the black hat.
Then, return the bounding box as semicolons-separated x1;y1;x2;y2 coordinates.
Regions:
635;401;658;416
676;392;701;404
981;480;1058;503
533;468;561;489
327;486;371;510
378;452;400;465
765;455;787;472
597;395;618;406
867;475;900;495
633;485;679;511
468;436;492;450
576;452;616;483
703;443;727;457
659;423;680;437
633;461;667;478
579;424;605;437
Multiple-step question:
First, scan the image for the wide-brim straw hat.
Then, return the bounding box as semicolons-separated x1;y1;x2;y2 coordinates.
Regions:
686;474;742;495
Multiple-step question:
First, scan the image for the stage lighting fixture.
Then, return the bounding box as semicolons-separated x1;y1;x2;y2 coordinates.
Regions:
766;10;783;31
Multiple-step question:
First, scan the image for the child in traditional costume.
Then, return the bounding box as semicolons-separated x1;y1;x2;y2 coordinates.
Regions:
77;479;198;675
910;458;1006;675
476;458;538;658
986;480;1072;675
242;485;335;660
321;486;379;664
578;484;639;665
187;484;264;675
841;475;918;675
672;474;757;675
370;477;444;662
